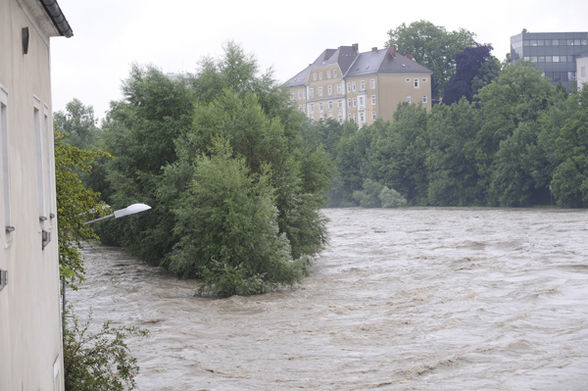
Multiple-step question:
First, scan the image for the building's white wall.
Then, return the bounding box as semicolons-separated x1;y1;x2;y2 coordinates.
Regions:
0;0;64;390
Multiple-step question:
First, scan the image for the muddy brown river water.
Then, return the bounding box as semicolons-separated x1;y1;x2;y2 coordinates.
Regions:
71;208;588;390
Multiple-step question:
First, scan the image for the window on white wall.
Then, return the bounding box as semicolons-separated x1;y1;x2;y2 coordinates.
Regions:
371;79;376;89
34;98;46;221
1;87;12;240
43;106;54;220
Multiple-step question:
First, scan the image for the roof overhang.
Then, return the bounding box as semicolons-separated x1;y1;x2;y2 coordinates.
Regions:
21;0;73;38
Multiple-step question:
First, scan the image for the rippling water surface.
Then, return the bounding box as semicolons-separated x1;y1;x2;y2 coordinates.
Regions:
71;208;588;390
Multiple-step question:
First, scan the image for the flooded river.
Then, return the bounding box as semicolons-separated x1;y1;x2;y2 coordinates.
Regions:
71;208;588;390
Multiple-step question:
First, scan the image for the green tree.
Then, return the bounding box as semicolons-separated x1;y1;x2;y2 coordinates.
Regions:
54;98;100;149
551;88;588;207
364;104;429;204
387;20;477;101
473;62;555;201
54;131;109;286
426;99;483;205
168;139;303;296
98;65;194;264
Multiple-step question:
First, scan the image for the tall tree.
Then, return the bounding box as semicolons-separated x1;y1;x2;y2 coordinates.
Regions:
443;45;499;104
387;20;477;101
98;65;195;264
54;98;100;149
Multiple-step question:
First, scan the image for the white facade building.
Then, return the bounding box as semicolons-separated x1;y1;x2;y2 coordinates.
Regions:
0;0;72;389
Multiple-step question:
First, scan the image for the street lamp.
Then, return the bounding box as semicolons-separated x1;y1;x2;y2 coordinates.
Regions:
63;203;152;329
83;203;151;225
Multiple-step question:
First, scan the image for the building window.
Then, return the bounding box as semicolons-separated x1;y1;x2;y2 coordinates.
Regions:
352;98;356;107
352;81;356;91
360;80;365;90
328;101;333;111
371;95;376;105
553;56;560;63
318;87;323;97
319;72;323;80
359;112;365;123
347;98;351;108
423;95;428;103
338;114;343;123
338;100;343;109
33;98;46;221
313;73;317;81
333;70;338;78
310;103;314;112
328;85;333;95
43;105;54;220
347;82;351;92
327;70;331;79
422;78;428;82
309;88;314;98
371;79;376;89
372;111;377;120
1;87;12;241
358;96;365;106
337;83;342;94
406;95;412;103
414;78;420;88
319;102;323;112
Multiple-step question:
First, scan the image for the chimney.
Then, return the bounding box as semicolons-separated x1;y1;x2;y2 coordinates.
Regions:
352;43;358;51
372;47;378;52
406;53;414;60
389;45;396;57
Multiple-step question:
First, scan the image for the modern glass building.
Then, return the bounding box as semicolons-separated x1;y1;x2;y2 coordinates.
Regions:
510;30;588;91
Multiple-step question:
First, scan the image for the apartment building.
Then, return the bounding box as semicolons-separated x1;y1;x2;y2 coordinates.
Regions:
1;0;72;389
510;30;588;91
286;44;432;127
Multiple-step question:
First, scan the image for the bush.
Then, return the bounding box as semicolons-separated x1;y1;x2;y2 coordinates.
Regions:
379;186;407;207
63;308;147;391
352;179;406;208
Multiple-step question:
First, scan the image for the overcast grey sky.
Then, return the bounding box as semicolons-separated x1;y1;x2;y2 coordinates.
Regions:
50;0;587;119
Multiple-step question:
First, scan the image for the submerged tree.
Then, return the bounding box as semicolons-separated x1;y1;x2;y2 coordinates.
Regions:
97;44;331;296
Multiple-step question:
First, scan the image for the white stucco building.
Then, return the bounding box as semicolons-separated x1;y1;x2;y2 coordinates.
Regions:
0;0;72;389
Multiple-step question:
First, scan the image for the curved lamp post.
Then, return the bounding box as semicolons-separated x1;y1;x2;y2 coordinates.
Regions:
83;203;151;225
63;203;152;329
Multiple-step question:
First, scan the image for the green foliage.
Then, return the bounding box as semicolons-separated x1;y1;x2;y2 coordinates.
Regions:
551;88;588;207
91;45;330;296
387;20;477;100
169;139;302;296
63;308;147;391
54;99;100;150
352;179;406;208
308;59;588;209
97;65;194;264
54;131;110;286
